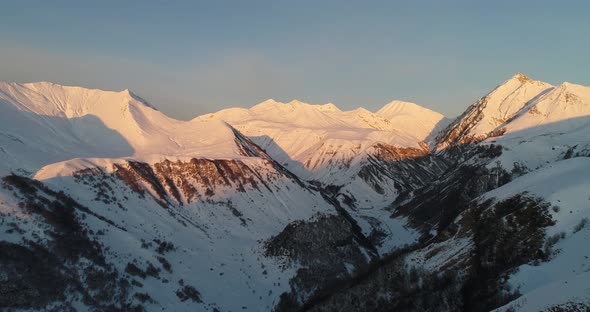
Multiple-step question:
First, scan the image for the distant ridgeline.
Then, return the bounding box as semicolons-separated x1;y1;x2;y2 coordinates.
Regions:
1;73;589;311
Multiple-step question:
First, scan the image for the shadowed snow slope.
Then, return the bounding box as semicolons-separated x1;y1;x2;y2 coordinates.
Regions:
2;73;590;311
436;73;554;150
0;82;378;311
0;82;269;176
436;73;590;153
487;158;590;312
195;98;449;211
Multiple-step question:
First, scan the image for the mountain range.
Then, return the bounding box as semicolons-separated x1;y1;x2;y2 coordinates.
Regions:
1;73;589;311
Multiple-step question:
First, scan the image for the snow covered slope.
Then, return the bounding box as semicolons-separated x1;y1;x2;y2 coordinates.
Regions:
376;100;449;141
0;82;377;311
502;81;590;132
197;99;448;209
196;98;450;253
484;158;590;312
196;98;446;164
2;73;590;311
436;73;553;150
412;78;590;310
478;81;590;176
299;74;590;311
0;82;276;177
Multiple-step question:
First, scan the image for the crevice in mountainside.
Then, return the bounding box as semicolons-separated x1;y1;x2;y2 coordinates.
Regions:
357;143;450;196
248;133;451;212
392;144;510;234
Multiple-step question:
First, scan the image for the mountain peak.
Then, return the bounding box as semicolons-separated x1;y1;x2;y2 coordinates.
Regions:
252;99;342;113
316;102;341;112
374;100;446;141
557;81;581;90
377;100;443;118
251;98;282;111
251;99;312;111
287;99;301;104
258;98;281;105
348;107;372;115
382;99;419;107
511;72;531;83
435;73;556;150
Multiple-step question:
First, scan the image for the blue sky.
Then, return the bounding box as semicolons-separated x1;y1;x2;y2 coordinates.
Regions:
1;0;588;119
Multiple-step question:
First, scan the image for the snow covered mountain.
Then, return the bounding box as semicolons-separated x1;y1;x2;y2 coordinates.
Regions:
435;73;553;150
197;98;450;240
0;81;276;176
303;74;590;312
1;73;590;312
196;98;454;253
0;82;377;311
376;100;449;141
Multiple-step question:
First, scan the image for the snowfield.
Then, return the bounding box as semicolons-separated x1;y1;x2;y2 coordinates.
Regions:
485;158;590;312
1;73;590;311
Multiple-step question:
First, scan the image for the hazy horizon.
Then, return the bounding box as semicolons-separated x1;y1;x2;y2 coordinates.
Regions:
1;0;589;120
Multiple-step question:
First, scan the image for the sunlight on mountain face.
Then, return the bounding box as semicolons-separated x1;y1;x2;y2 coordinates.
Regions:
1;73;590;312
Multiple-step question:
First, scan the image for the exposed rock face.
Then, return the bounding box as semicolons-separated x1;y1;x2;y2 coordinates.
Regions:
435;73;553;151
47;155;381;311
435;95;490;148
265;213;377;307
392;144;510;233
2;75;590;311
357;144;449;196
111;158;305;207
109;158;381;307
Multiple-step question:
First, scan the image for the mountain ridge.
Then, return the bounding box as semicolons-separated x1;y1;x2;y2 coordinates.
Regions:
435;73;557;150
2;73;590;311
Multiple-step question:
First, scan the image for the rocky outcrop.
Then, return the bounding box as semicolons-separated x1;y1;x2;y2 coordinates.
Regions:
435;73;553;151
265;213;378;310
301;194;558;312
357;143;449;196
111;158;300;207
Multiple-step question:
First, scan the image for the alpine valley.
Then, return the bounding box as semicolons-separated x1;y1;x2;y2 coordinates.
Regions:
1;73;589;311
